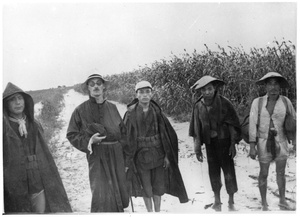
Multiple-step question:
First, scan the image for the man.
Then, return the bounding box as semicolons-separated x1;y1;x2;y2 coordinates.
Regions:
3;82;72;213
124;81;188;212
249;72;296;211
66;73;129;212
189;76;241;211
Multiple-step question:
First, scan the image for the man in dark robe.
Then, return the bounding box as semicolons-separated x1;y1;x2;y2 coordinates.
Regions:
189;76;241;212
124;81;188;212
3;82;72;213
66;72;129;212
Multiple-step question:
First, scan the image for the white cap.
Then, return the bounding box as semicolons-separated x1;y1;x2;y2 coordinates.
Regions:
135;81;153;92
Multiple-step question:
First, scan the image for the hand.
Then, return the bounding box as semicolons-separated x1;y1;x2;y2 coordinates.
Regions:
91;133;106;144
125;167;129;173
249;142;257;160
163;156;170;169
229;144;236;159
196;152;203;162
88;133;107;154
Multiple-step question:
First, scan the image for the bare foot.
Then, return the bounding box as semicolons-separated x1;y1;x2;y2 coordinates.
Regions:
212;203;222;212
228;203;238;211
279;201;295;211
261;203;269;211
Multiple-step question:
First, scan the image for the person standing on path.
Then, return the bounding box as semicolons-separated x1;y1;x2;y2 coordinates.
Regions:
248;72;296;211
189;76;241;212
66;72;129;212
124;81;188;212
3;82;72;213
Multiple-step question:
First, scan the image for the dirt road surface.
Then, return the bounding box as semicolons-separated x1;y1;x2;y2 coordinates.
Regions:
51;89;297;214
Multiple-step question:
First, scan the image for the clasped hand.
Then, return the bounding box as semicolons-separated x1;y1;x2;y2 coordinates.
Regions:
88;133;107;154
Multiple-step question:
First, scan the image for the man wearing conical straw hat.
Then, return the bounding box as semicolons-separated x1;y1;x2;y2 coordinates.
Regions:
249;72;296;211
189;75;241;212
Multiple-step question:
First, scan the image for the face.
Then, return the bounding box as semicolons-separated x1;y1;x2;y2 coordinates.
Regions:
200;83;215;100
266;78;280;97
87;78;105;98
7;93;25;117
136;87;153;104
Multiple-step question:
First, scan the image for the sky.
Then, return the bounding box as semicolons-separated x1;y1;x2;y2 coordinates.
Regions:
1;1;297;91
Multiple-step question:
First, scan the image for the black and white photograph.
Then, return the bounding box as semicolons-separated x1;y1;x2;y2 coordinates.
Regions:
1;0;298;215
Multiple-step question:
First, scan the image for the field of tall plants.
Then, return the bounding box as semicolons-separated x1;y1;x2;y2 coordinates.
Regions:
27;87;70;157
104;40;296;121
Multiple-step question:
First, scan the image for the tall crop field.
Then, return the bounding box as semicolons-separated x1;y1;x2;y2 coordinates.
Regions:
105;40;296;121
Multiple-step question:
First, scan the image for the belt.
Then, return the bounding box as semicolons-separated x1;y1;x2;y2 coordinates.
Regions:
27;155;37;162
101;141;119;145
137;134;160;142
26;155;39;170
137;135;161;148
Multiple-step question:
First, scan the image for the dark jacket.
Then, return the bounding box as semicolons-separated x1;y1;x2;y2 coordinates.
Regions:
189;94;241;150
2;82;72;213
124;99;189;203
66;98;127;153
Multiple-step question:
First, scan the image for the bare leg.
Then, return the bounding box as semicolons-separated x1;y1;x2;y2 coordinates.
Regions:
212;191;222;211
258;162;270;211
276;159;292;210
153;195;161;212
214;191;221;204
228;193;234;205
143;197;153;212
228;193;239;211
31;190;46;213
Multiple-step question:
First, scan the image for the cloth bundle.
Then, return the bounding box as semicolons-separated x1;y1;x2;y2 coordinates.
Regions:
85;123;107;137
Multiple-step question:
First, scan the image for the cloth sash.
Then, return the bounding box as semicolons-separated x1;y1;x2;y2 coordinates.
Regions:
8;115;28;138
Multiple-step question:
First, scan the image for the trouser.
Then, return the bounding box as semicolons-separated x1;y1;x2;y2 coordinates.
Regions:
205;138;238;194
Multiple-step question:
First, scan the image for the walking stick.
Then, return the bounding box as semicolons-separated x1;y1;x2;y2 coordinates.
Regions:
128;162;143;213
130;196;134;212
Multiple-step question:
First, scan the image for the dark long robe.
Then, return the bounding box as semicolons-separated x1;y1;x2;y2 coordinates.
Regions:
124;99;189;203
2;82;72;213
66;97;129;212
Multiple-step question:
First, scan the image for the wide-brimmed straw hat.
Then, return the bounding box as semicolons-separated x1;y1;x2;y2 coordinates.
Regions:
81;71;109;94
256;72;289;88
190;75;225;91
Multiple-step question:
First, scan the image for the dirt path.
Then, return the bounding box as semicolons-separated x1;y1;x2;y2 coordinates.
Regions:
52;89;297;213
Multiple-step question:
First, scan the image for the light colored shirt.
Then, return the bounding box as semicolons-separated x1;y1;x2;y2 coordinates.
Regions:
249;95;296;143
249;95;296;162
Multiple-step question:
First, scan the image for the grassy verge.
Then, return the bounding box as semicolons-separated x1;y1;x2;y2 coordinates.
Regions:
27;87;71;158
